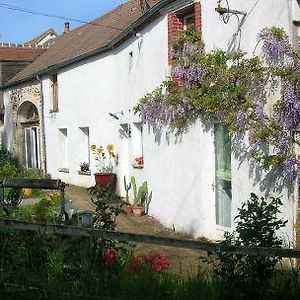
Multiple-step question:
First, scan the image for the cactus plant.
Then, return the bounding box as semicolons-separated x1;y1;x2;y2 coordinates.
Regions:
130;176;137;204
130;176;148;206
137;181;148;205
123;176;131;204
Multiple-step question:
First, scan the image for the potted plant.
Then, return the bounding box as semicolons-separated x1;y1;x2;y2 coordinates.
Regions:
132;156;144;169
78;162;90;175
131;176;148;217
90;144;117;190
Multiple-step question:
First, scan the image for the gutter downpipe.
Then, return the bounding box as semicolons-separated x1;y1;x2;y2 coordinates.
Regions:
36;75;47;175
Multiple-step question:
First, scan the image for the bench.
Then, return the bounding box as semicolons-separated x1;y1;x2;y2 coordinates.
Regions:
0;178;67;219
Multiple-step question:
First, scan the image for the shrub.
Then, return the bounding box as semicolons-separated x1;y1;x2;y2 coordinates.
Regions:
212;193;288;298
0;147;21;180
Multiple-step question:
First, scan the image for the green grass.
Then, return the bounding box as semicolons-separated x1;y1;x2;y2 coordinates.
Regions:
0;229;298;300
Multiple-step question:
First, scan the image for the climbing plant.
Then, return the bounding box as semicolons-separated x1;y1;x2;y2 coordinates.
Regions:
135;26;300;183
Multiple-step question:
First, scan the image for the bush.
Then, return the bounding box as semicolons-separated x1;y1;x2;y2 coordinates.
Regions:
0;146;21;180
211;193;288;298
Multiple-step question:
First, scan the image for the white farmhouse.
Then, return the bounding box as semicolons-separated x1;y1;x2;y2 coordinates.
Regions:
1;0;300;242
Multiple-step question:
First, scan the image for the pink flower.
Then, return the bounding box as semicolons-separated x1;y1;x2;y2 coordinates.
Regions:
103;249;117;267
126;252;171;274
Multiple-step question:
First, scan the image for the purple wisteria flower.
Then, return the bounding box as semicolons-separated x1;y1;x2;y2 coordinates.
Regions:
259;28;292;66
184;43;200;56
277;83;300;130
279;128;290;151
255;102;265;122
236;111;245;128
284;156;296;182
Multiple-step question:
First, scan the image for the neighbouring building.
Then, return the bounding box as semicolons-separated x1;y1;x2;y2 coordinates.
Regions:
0;29;57;168
1;0;300;242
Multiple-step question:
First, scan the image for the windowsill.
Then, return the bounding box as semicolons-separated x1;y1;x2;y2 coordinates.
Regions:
58;168;69;173
132;164;144;169
216;224;232;232
78;170;91;176
49;109;59;113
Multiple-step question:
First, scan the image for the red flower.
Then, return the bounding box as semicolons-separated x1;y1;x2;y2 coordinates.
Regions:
103;249;118;267
126;252;171;274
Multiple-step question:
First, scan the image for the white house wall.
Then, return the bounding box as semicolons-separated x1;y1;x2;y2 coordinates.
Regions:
3;0;296;241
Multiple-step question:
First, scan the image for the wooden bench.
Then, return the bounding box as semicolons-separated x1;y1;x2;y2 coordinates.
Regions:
0;178;67;219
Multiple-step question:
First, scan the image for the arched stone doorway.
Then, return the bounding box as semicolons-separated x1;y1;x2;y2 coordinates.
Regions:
16;101;41;169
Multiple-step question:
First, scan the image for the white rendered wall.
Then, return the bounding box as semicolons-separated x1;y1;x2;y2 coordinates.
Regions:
200;0;295;240
15;0;296;241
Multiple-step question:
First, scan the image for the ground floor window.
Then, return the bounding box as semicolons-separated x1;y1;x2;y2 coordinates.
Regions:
214;124;232;228
58;128;68;169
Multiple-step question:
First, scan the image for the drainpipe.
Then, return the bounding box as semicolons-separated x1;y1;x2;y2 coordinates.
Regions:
36;75;47;174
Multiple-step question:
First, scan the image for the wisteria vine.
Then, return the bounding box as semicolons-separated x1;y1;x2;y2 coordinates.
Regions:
136;26;300;183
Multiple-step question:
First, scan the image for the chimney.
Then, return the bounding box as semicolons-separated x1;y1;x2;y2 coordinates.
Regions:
64;21;70;34
140;0;151;13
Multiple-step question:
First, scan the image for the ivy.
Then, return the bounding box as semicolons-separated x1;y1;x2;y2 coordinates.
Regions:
136;26;300;183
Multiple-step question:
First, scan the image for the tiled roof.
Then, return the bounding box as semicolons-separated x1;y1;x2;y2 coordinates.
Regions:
4;0;164;88
0;45;46;62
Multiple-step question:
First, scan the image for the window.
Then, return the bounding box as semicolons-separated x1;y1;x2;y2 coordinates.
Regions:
50;74;58;112
168;2;201;64
79;127;90;170
131;122;144;168
214;124;232;227
183;13;195;29
129;51;133;71
58;128;68;171
292;0;300;24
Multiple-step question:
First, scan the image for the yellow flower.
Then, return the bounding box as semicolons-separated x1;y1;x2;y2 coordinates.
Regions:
106;144;114;153
97;147;104;154
90;144;97;151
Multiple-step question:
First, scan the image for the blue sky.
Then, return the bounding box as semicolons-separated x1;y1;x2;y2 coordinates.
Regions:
0;0;126;44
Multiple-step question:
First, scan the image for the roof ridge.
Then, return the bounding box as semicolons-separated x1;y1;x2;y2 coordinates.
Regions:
0;43;48;49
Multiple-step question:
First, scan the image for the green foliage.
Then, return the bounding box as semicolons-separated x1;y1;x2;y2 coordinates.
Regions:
0;227;299;300
211;193;288;298
131;175;137;202
136;26;300;182
88;184;129;264
0;194;60;223
130;176;148;205
0;147;21;180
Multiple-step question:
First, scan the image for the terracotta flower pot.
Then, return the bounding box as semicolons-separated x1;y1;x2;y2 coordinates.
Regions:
94;173;117;192
124;204;133;214
132;205;143;217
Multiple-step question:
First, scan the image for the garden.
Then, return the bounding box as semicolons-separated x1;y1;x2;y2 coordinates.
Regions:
0;146;299;299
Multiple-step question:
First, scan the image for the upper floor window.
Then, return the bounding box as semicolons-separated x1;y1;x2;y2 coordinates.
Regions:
50;74;58;112
183;13;195;29
168;3;201;65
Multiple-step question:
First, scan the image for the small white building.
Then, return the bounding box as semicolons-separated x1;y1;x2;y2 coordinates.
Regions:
1;0;300;242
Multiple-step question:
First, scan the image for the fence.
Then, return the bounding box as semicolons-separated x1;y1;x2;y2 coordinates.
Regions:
0;218;300;258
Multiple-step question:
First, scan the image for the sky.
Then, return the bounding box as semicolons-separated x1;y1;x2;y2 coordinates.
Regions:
0;0;127;44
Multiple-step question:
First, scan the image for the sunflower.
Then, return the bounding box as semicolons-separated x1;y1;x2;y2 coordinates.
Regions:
97;146;104;154
106;144;115;154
